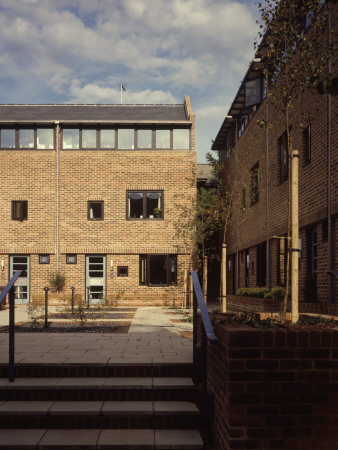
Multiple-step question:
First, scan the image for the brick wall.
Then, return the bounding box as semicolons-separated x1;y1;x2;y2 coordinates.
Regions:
198;318;338;449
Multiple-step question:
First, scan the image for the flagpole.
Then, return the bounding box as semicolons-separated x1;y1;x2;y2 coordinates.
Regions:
120;84;122;104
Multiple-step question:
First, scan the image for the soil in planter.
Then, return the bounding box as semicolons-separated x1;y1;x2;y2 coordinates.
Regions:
48;311;135;320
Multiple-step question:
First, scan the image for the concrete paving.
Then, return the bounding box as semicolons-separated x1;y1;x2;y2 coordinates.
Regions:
0;305;193;364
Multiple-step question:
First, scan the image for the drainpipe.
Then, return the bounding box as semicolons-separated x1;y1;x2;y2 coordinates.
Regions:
55;121;60;273
327;1;333;303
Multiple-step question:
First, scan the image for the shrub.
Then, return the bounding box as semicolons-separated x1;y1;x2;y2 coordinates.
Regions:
236;287;269;298
264;286;285;300
48;271;66;293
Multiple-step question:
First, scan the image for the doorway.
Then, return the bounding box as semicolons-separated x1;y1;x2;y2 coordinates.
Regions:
85;255;106;304
10;255;30;304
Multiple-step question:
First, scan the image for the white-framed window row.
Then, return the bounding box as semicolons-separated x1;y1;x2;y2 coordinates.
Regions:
0;127;55;150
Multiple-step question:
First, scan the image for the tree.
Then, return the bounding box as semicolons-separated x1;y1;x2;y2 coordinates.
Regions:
255;0;334;321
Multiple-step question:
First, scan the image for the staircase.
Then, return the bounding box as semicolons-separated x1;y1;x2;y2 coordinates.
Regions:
0;362;208;449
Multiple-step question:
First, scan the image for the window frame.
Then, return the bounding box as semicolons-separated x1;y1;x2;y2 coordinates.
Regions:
1;127;55;150
303;125;312;163
126;190;164;220
11;200;28;221
117;266;128;277
39;254;50;264
139;254;177;287
87;201;104;221
66;254;77;264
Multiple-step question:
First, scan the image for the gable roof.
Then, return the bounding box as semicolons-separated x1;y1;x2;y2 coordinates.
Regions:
0;104;190;123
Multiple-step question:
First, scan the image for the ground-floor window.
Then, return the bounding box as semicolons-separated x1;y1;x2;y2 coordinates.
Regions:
139;254;177;286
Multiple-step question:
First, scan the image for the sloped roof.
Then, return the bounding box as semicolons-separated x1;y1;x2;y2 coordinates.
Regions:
0;104;190;123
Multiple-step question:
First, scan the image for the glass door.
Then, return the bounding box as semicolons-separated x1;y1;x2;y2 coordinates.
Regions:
85;256;106;304
10;255;30;304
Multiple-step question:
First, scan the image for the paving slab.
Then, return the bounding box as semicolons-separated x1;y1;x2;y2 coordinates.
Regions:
97;429;154;449
155;429;204;449
102;401;153;415
0;428;46;449
154;402;199;415
38;429;100;449
0;401;54;414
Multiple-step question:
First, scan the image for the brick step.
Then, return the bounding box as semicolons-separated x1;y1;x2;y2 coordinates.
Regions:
0;428;204;449
0;362;196;379
0;400;200;429
0;377;196;402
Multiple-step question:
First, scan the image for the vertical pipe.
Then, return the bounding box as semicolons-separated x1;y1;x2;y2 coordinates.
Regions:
266;96;270;290
55;122;60;274
192;276;198;365
291;150;299;323
221;244;226;313
44;287;49;328
9;285;15;382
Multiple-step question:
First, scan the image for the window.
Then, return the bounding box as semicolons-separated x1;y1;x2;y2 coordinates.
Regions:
303;125;311;163
256;242;266;287
1;129;15;148
82;129;97;149
250;163;259;205
66;254;77;264
39;255;50;264
245;77;262;107
139;254;177;286
277;236;287;286
173;129;190;149
117;266;128;277
101;129;115;148
245;249;250;287
137;130;152;149
12;201;28;221
88;201;104;220
242;188;246;211
118;129;134;149
127;191;163;219
63;129;79;149
279;131;289;183
156;130;170;149
19;129;34;148
37;129;54;149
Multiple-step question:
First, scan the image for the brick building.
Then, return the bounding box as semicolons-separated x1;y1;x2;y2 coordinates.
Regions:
212;2;338;308
0;96;196;306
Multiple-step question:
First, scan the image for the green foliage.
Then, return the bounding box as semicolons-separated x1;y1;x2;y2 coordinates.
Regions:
264;286;286;300
48;271;66;293
237;287;269;298
293;314;337;326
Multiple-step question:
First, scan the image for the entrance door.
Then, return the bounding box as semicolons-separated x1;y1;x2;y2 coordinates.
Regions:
85;256;106;304
10;255;30;304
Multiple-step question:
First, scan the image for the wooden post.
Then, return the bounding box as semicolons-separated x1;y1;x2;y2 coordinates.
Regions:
203;255;208;304
291;149;299;323
221;243;226;313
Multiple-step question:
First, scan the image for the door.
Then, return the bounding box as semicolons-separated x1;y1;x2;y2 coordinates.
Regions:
85;255;106;304
10;255;30;304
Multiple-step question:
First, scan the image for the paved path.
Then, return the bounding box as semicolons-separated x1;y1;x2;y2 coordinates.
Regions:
0;306;193;364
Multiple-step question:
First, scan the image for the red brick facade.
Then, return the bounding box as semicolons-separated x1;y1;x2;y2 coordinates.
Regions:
213;2;338;306
0;97;196;306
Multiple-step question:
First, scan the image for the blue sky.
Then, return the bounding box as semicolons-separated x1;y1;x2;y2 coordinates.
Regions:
0;0;259;162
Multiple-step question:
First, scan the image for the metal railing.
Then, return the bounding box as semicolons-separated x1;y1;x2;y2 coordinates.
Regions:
0;271;22;382
190;270;218;418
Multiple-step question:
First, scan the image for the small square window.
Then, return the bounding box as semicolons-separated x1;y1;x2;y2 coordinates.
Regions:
39;255;50;264
66;254;77;264
88;201;104;220
12;201;28;221
117;266;128;277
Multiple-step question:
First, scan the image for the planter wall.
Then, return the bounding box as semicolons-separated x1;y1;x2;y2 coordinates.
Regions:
198;317;338;450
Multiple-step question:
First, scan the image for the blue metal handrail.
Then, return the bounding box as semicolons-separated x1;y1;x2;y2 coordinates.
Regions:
190;270;217;419
0;271;22;382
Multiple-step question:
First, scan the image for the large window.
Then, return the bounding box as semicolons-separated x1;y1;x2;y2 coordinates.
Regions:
82;129;97;149
0;128;54;150
63;129;79;149
156;130;171;149
100;129;115;148
118;129;134;149
127;191;163;220
173;129;190;149
139;254;177;286
137;130;152;149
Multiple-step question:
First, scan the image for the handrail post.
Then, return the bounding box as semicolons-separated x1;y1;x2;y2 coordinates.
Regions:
9;285;15;382
192;276;199;366
71;287;75;314
44;287;49;328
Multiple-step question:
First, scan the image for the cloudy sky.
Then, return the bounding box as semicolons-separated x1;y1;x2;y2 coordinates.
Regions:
0;0;259;162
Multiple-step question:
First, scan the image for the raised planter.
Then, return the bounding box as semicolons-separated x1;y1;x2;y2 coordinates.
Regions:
197;316;338;450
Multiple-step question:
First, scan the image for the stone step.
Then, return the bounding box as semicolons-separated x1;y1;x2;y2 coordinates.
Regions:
0;428;204;449
0;377;196;402
0;400;200;429
0;362;196;379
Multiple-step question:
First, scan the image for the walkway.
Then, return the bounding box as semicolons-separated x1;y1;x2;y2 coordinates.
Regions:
0;306;193;365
